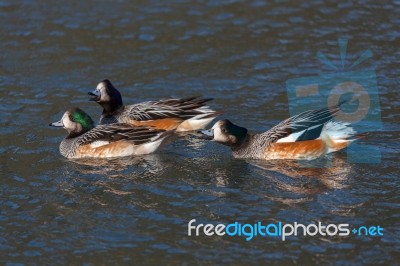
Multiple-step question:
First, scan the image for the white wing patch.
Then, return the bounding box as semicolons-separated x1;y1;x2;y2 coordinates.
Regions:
176;112;216;131
90;140;110;148
276;122;356;143
277;124;322;143
134;137;165;155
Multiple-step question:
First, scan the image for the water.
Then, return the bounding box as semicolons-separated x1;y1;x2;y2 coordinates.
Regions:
1;0;399;264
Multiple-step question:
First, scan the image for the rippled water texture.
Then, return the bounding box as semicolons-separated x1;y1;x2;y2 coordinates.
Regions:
1;0;399;264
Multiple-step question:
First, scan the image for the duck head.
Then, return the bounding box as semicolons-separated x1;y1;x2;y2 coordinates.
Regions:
50;108;94;138
201;119;248;146
88;79;123;113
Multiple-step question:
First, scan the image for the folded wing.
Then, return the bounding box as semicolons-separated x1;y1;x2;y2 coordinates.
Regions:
261;104;343;144
77;124;168;147
125;96;215;121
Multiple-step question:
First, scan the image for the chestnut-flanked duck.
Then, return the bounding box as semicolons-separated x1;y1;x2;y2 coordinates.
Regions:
88;79;219;131
50;108;172;159
201;104;366;160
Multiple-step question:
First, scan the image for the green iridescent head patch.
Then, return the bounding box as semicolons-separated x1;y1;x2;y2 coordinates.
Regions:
69;108;94;130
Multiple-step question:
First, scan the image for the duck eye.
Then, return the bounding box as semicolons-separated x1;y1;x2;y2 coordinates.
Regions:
221;128;227;133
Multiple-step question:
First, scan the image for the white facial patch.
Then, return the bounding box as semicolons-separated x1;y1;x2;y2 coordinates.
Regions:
62;113;74;130
211;120;223;130
96;82;105;91
211;122;226;142
96;82;109;102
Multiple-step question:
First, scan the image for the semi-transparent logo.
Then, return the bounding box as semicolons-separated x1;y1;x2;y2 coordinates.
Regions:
286;38;381;164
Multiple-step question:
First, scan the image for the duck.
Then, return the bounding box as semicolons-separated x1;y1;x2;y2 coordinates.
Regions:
201;104;366;160
88;79;219;131
49;108;173;159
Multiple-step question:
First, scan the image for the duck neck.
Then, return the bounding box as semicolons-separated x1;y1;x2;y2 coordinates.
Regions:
231;133;257;158
231;133;249;149
65;124;91;139
101;102;123;116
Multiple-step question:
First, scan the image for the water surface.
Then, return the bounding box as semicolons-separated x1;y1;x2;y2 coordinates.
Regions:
1;0;399;264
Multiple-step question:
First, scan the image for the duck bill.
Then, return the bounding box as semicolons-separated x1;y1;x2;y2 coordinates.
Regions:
88;90;100;101
49;120;63;127
200;129;214;140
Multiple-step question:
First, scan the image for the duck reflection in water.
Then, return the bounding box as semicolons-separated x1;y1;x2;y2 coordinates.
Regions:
248;154;353;204
66;153;167;176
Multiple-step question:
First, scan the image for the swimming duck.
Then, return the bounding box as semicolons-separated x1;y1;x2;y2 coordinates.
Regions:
88;79;219;131
201;104;365;160
50;108;172;159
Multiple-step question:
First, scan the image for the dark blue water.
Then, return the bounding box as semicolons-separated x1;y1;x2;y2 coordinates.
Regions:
1;0;399;264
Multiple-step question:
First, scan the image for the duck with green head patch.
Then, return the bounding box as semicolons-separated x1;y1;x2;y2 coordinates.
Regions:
50;108;173;159
201;104;367;160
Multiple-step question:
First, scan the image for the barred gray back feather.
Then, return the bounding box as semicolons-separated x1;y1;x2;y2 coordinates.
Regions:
113;96;215;123
76;124;166;146
99;115;119;125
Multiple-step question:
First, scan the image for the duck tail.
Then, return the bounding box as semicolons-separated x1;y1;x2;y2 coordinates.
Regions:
321;121;360;153
176;110;221;132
